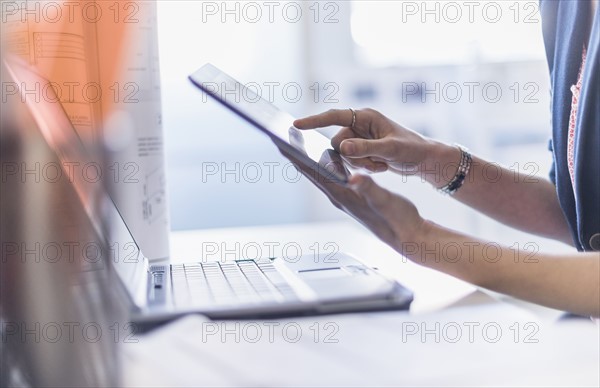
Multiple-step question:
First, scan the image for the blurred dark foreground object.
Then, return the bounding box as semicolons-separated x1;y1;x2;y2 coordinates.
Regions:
1;59;127;387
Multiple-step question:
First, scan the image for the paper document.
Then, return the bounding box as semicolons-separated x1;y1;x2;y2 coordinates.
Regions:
2;0;169;259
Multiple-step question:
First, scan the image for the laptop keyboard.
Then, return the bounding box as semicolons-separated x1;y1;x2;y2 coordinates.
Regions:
170;260;299;307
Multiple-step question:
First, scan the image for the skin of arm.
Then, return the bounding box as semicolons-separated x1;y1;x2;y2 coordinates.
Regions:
285;109;599;317
415;220;599;317
428;143;573;245
295;109;573;245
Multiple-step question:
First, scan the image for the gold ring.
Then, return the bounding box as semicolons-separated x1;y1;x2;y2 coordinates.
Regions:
349;108;356;129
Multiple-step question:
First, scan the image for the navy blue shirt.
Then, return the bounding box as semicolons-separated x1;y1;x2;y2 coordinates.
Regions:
541;0;600;251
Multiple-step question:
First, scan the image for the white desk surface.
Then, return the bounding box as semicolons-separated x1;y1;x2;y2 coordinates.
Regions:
124;221;600;387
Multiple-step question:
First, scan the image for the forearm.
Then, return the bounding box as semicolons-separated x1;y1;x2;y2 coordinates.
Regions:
401;221;600;317
422;142;573;245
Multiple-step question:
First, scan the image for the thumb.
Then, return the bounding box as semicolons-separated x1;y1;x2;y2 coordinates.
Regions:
349;174;392;213
340;138;396;159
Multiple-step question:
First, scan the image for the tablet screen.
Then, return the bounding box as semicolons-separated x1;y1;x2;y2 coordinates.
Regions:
189;63;350;184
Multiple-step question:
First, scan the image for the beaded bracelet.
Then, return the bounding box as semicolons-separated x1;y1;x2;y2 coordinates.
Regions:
438;144;472;196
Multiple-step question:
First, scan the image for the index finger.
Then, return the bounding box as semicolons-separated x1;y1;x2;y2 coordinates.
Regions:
294;109;353;130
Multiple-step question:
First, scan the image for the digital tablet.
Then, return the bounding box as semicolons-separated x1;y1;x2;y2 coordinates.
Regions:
189;63;351;184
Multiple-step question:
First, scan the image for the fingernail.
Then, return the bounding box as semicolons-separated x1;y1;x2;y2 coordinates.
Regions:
348;175;360;189
342;141;355;156
348;175;365;190
349;181;361;190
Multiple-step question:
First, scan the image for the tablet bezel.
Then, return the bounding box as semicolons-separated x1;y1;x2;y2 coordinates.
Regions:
188;63;350;185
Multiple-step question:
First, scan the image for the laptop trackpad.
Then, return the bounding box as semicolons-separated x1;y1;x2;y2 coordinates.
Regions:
297;267;350;280
294;265;395;302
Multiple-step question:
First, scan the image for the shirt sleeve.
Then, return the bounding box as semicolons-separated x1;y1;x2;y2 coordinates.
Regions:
548;138;556;185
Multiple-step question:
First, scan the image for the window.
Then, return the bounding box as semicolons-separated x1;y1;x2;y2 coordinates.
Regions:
351;1;546;66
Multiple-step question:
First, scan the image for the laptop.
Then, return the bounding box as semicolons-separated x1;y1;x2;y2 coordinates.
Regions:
4;57;413;323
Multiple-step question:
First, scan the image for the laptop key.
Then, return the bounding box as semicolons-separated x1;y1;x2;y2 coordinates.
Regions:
171;259;300;307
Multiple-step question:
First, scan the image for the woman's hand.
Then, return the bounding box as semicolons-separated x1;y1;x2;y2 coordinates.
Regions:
286;109;598;317
294;108;456;185
295;107;573;244
276;144;427;250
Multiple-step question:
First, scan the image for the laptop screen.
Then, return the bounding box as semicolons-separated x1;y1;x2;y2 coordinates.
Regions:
3;56;148;308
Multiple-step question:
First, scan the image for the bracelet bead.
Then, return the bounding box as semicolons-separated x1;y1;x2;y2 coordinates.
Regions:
437;144;472;196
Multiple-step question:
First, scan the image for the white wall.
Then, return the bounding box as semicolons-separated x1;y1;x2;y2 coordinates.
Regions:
157;1;319;230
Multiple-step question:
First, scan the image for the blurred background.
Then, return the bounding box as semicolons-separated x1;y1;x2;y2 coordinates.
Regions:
158;1;569;253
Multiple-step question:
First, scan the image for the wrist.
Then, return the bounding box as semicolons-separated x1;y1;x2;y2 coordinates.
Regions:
396;218;437;261
421;141;462;188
